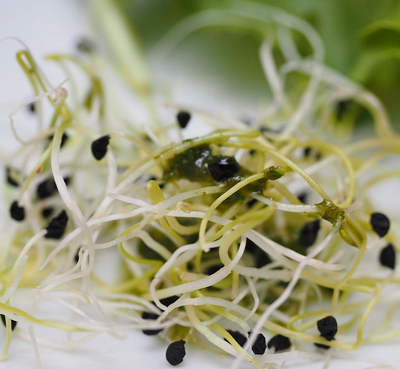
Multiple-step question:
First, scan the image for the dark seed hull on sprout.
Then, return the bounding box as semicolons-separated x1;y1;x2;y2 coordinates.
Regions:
317;316;337;341
141;311;163;335
142;312;158;320
177;111;191;129
297;192;308;204
226;330;247;347
91;135;110;160
314;342;331;350
37;176;70;199
250;333;266;355
267;334;291;352
166;340;186;366
10;201;25;221
208;157;240;182
28;103;35;113
245;239;271;268
37;179;55;199
41;207;54;218
370;212;390;238
298;219;320;247
159;296;180;307
49;132;69;148
303;147;321;160
142;328;163;336
1;314;17;330
379;244;396;269
336;99;351;121
45;210;68;239
76;38;96;53
6;167;20;187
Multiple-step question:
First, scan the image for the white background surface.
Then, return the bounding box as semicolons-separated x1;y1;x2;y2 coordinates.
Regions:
1;1;399;368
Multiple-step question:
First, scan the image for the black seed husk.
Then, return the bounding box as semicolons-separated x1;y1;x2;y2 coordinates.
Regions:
141;311;163;335
208;157;239;182
142;328;163;336
166;340;186;366
297;192;308;204
37;178;56;199
6;167;20;187
37;176;70;199
177;111;191;129
41;207;54;218
28;103;35;113
49;132;69;148
45;210;68;239
336;99;350;121
379;244;396;270
226;330;247;347
1;314;17;330
74;250;80;264
303;147;321;160
159;296;180;307
204;264;222;275
77;38;96;53
247;198;258;208
298;219;320;247
314;341;331;350
142;312;159;320
267;334;291;352
250;333;266;355
304;147;312;157
91;135;110;160
10;201;25;221
245;239;271;268
317;316;337;341
370;212;390;238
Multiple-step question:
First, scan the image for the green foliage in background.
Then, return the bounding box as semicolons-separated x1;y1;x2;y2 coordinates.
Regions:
112;0;400;123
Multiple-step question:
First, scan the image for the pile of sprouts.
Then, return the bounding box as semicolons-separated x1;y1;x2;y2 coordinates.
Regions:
1;2;400;368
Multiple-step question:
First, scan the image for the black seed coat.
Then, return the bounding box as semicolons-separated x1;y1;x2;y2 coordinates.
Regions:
267;334;291;352
246;239;271;268
303;147;321;159
298;219;320;247
41;207;54;218
247;198;258;208
379;244;396;270
208;157;239;182
336;100;350;120
10;201;25;221
160;296;180;307
317;316;337;341
304;147;312;157
142;312;159;320
49;132;69;148
37;176;70;200
141;311;163;335
177;111;191;129
91;135;110;160
250;333;266;355
142;328;162;336
314;341;330;350
28;103;35;113
297;192;308;204
45;210;68;239
1;314;17;330
77;38;96;53
226;330;247;347
370;212;390;238
37;179;56;199
6;167;20;187
166;340;186;366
